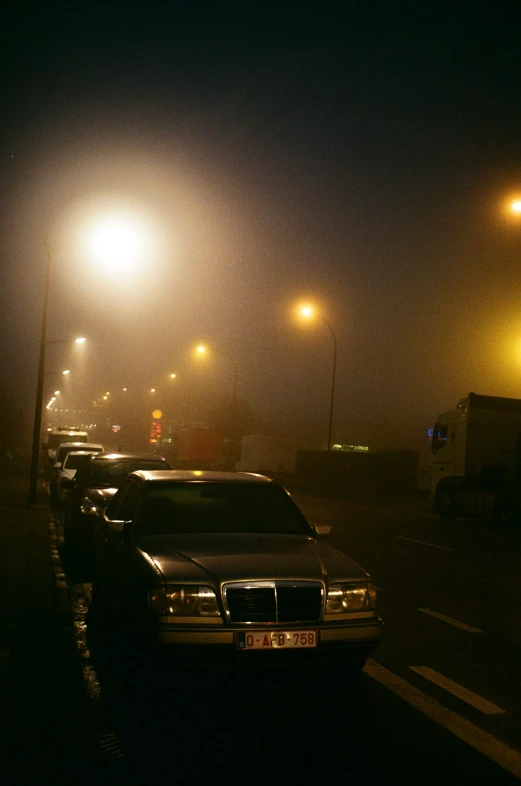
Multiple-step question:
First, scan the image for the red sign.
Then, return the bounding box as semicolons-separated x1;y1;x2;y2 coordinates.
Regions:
150;421;162;441
112;425;121;432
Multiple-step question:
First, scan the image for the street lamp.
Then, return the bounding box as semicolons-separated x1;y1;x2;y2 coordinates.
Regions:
195;344;238;446
297;303;338;452
28;241;55;505
28;251;86;505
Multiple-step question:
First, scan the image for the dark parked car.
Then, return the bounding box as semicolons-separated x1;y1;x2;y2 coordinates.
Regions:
62;452;171;551
89;470;384;671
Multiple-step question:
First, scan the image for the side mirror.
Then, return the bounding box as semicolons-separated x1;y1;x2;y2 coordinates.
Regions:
53;462;61;469
313;524;332;538
106;519;125;533
104;515;132;539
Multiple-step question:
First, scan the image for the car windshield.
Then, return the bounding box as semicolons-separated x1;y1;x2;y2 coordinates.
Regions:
137;482;311;536
88;460;166;487
63;452;97;470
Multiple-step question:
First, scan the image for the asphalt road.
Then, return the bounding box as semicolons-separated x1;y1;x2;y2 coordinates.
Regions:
48;489;521;785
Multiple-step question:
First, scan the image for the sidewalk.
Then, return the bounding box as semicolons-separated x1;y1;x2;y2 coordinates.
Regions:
0;472;100;785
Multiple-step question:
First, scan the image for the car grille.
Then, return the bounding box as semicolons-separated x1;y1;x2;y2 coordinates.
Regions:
224;582;323;624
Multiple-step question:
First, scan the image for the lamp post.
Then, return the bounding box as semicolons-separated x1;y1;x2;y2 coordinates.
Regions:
28;241;54;505
297;304;338;452
196;344;238;447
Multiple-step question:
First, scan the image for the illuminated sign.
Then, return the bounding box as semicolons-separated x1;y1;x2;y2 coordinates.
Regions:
152;409;162;420
112;425;121;433
150;420;162;441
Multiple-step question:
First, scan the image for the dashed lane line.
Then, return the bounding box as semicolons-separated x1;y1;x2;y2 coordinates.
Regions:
418;607;483;633
396;535;455;552
409;665;506;716
364;659;521;780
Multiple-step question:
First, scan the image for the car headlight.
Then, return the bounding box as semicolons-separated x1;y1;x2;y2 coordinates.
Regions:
80;498;104;515
148;586;221;617
325;581;377;614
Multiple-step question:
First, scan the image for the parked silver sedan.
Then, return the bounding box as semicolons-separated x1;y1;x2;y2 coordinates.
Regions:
90;470;384;670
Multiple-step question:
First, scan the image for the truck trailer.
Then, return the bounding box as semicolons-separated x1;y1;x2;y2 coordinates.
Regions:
236;434;298;476
430;392;521;523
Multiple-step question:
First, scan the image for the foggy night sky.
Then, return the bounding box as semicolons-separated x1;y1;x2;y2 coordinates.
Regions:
2;2;521;452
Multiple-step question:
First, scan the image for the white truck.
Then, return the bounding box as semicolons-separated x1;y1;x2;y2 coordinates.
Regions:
236;434;298;477
430;392;521;523
43;428;89;477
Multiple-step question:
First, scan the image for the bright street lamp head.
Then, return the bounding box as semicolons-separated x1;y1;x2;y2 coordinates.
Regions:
296;302;317;321
196;345;207;355
83;211;150;277
169;373;177;379
75;336;86;344
62;369;70;376
54;390;60;395
511;200;521;214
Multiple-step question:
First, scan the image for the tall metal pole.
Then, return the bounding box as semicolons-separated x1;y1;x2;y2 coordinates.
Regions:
230;357;238;449
28;242;53;505
321;317;337;452
216;348;237;448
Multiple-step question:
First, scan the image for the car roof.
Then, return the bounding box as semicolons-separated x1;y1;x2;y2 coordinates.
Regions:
51;429;88;435
57;442;92;449
90;453;170;462
129;469;274;483
63;450;101;459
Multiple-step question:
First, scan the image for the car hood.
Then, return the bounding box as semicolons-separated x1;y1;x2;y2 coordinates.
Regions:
137;534;369;585
84;487;118;506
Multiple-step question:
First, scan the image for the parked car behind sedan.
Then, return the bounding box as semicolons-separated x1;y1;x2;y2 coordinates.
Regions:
90;470;384;672
50;442;104;507
54;450;100;507
62;452;171;552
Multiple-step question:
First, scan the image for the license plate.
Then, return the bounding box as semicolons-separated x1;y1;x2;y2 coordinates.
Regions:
236;631;317;650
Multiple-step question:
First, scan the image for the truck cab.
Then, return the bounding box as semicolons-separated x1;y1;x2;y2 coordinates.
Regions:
431;393;521;523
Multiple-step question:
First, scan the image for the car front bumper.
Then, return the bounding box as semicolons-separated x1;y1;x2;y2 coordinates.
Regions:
153;617;384;667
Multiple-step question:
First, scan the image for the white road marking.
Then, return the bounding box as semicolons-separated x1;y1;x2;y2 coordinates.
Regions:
364;660;521;779
409;665;505;715
418;607;483;633
396;535;455;552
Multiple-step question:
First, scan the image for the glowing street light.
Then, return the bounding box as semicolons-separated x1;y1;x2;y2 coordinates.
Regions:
297;302;338;452
82;212;151;278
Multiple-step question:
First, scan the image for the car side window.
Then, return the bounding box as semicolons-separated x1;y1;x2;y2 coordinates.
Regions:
119;483;142;521
107;481;141;521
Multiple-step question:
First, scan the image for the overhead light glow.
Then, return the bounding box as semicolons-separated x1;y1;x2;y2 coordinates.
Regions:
83;211;150;277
